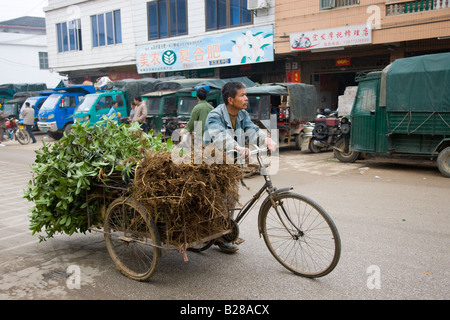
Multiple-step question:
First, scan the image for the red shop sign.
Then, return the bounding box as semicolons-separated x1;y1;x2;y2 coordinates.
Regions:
335;57;351;66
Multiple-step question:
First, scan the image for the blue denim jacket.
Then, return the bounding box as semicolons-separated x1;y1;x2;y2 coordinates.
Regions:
106;106;119;122
203;103;266;151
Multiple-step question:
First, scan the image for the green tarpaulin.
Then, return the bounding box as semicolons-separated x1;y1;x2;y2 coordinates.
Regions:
385;52;450;112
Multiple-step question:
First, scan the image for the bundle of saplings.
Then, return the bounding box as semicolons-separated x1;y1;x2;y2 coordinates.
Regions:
24;118;243;246
132;149;243;247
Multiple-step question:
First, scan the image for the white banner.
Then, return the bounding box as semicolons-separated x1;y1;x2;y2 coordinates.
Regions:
136;25;274;74
290;24;372;51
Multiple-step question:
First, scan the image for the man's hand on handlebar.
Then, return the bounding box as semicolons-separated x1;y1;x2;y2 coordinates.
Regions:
264;137;277;153
234;145;250;160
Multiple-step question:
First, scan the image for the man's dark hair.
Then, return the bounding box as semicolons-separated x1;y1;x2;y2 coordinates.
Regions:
134;96;142;102
196;87;208;100
221;81;246;105
25;102;30;107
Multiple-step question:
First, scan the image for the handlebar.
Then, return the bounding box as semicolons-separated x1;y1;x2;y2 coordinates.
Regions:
226;145;269;156
250;146;268;156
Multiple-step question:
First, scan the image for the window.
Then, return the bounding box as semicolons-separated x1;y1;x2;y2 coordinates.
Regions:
356;86;376;113
320;0;359;10
147;0;187;40
163;96;177;113
38;52;49;69
95;96;113;111
206;0;252;31
56;19;82;52
115;94;124;107
91;10;122;47
62;96;76;108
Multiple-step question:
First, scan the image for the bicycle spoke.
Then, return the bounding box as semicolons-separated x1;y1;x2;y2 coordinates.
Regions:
262;193;340;278
104;198;160;281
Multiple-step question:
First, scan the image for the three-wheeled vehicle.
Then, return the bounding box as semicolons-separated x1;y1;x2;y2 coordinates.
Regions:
0;83;47;110
37;85;97;139
245;83;318;150
74;91;129;126
142;78;207;136
334;52;450;177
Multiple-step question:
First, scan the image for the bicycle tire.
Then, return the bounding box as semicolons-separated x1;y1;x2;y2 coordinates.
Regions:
104;197;160;281
260;192;341;278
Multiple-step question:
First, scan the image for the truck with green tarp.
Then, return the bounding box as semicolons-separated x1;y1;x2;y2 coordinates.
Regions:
334;52;450;177
0;83;48;109
245;82;318;150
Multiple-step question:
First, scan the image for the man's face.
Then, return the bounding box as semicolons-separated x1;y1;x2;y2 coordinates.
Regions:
229;88;248;111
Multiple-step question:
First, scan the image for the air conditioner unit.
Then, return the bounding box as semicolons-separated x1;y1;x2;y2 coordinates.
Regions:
320;0;336;9
247;0;269;10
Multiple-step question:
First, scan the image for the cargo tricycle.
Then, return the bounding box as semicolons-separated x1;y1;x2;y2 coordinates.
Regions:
87;146;341;281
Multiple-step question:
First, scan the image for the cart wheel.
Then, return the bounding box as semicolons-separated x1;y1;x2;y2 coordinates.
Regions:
104;197;161;281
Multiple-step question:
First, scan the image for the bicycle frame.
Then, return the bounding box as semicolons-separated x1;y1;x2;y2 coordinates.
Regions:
231;147;292;226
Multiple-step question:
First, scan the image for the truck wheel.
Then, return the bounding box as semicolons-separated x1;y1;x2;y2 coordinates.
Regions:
63;123;73;136
48;132;63;140
308;138;326;153
333;138;359;163
437;147;450;178
294;132;304;150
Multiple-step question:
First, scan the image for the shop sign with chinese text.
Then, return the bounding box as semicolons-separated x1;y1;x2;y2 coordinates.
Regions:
136;25;274;74
289;24;371;51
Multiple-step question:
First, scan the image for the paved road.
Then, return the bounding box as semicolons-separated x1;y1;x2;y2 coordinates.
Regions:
0;133;449;302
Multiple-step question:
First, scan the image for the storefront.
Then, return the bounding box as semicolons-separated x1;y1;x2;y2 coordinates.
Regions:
284;24;386;112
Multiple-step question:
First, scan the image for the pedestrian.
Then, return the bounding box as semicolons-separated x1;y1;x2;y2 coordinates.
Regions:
21;102;37;143
106;101;119;122
182;87;213;139
0;110;8;146
121;101;135;124
133;96;147;131
203;81;277;253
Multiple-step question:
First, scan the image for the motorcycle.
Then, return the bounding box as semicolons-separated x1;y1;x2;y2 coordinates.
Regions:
3;117;31;145
308;109;348;153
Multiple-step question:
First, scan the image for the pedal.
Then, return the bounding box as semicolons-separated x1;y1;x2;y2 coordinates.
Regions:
234;237;245;245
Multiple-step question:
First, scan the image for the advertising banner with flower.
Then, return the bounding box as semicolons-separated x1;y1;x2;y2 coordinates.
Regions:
136;25;274;74
289;25;372;51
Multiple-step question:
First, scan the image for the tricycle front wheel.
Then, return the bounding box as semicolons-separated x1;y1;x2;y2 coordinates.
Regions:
104;197;161;281
260;193;341;278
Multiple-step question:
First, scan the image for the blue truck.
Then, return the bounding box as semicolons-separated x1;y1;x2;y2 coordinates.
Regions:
19;93;52;130
37;85;96;139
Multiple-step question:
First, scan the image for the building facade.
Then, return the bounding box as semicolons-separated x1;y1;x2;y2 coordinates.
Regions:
44;0;276;84
274;0;450;110
44;0;450;111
